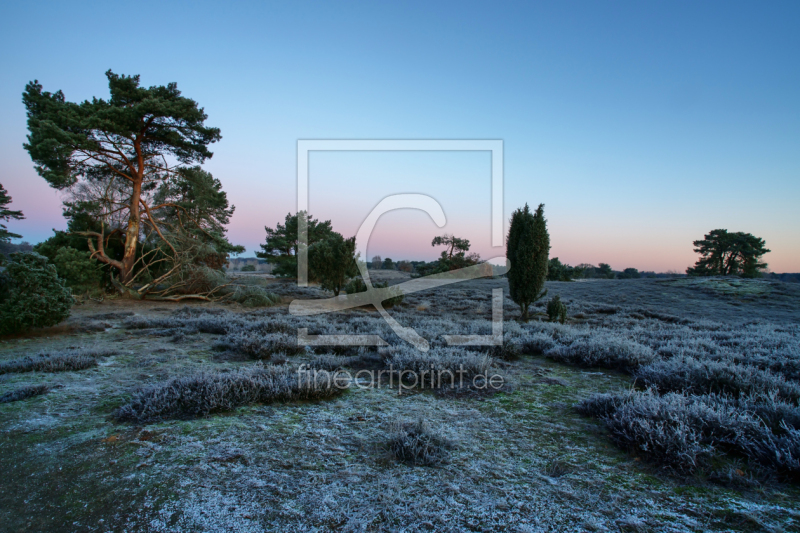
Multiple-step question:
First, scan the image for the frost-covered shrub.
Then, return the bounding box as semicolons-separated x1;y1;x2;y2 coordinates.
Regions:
0;350;99;374
308;354;361;371
0;384;50;403
388;418;454;466
519;332;557;354
578;390;800;478
116;364;341;422
213;331;304;359
575;391;636;419
635;357;800;402
124;312;244;335
545;335;655;372
0;252;73;335
387;346;494;381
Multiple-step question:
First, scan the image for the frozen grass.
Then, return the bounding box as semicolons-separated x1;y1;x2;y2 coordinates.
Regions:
0;384;49;403
2;275;800;531
388;418;455;466
116;364;342;422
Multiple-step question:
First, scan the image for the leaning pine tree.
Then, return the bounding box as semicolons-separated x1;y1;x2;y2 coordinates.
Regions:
506;203;550;321
22;71;238;299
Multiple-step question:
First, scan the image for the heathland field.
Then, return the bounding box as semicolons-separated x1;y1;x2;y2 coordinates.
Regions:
1;273;799;532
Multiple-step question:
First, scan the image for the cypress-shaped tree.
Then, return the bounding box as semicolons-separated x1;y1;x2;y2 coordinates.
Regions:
507;203;549;321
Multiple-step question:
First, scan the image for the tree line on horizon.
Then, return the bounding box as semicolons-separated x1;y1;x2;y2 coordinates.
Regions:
0;70;775;333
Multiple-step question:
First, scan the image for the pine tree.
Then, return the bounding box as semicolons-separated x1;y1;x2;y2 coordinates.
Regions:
507;203;549;321
687;229;770;277
0;183;24;243
308;233;358;296
23;71;221;285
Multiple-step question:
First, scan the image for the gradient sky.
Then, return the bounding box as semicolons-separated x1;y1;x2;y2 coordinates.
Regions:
1;1;798;271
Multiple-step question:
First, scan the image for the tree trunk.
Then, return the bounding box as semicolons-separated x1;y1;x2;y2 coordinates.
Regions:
121;177;143;285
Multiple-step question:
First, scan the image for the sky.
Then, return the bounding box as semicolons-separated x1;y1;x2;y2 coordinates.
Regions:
0;1;798;272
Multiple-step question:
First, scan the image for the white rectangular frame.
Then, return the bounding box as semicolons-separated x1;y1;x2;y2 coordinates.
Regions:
296;139;504;285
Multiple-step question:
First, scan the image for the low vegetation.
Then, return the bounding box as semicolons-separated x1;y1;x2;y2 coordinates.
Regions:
0;384;50;403
116;364;342;422
388;418;455;466
0;252;73;335
0;349;107;374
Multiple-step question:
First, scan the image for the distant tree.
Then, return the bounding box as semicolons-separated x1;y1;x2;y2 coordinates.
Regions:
308;233;358;296
383;257;394;270
0;183;24;243
258;211;333;278
687;229;769;277
507;203;549;321
431;234;470;260
397;260;413;273
23;71;224;288
241;264;256;272
597;263;615;279
547;257;584;281
617;267;641;279
420;233;480;275
371;255;382;269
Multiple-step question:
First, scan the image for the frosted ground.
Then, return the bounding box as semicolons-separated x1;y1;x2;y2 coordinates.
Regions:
1;273;799;532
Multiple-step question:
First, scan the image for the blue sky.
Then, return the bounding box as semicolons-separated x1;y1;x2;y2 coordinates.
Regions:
1;1;798;271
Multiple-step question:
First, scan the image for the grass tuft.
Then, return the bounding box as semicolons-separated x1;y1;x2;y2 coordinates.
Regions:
388;418;454;466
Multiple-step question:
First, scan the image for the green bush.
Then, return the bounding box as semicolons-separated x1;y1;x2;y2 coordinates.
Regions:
231;285;280;308
546;295;567;323
52;246;102;290
241;264;256;272
0;252;73;335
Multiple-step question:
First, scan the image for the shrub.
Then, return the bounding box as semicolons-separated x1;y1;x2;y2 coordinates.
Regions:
116;364;342;422
388;418;454;466
578;390;800;478
547;257;583;281
308;354;361;371
52;246;102;290
0;350;100;374
634;357;800;402
545;335;655;372
0;384;50;403
575;390;636;419
518;332;557;354
241;264;256;272
387;346;494;387
231;285;280;308
0;252;73;335
213;331;305;359
546;295;567;323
